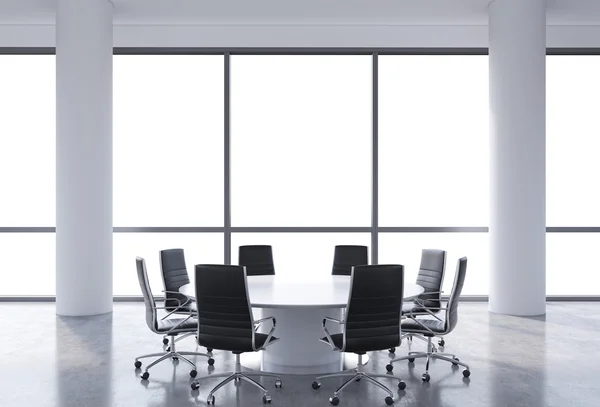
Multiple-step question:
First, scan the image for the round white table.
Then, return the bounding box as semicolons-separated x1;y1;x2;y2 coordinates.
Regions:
180;275;423;375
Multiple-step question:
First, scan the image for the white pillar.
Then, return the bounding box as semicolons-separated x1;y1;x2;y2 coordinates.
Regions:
489;0;546;316
56;0;113;316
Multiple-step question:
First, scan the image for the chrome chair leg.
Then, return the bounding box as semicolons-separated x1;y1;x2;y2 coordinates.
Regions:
316;372;357;381
136;352;168;360
313;354;404;405
432;354;470;370
175;354;196;369
239;374;268;393
145;353;172;370
244;371;283;380
334;375;359;395
389;352;427;363
207;374;237;398
134;335;210;380
387;336;470;382
190;354;282;404
363;375;395;399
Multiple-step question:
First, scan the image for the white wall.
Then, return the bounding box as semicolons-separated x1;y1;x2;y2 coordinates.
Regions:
2;24;600;48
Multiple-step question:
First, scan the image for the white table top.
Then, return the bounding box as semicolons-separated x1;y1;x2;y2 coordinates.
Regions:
179;275;424;309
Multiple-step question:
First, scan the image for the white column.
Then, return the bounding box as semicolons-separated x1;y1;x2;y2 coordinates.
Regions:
489;0;546;316
56;0;113;316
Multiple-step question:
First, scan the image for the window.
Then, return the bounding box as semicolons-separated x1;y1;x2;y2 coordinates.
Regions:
231;55;372;227
0;55;55;226
113;55;224;227
378;55;489;227
231;233;371;279
0;233;55;296
378;233;488;296
547;56;600;226
113;233;224;296
546;233;600;296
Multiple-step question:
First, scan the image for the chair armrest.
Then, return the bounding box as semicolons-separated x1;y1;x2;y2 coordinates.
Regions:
321;316;346;351
323;316;344;325
252;316;277;351
254;316;276;325
160;291;195;320
155;300;196;334
407;304;449;322
155;305;195;320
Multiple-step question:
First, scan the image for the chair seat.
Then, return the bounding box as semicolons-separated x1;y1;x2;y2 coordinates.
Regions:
157;317;198;334
198;333;278;353
401;301;443;316
321;333;399;354
401;318;446;335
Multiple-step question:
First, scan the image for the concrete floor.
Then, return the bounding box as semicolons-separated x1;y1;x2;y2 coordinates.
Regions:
0;302;598;407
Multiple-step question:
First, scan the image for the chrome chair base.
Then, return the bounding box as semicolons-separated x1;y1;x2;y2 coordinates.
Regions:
312;354;405;405
135;335;212;380
387;336;470;382
190;354;282;405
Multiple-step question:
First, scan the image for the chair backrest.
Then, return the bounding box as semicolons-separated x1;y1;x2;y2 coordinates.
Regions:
194;264;254;351
332;245;369;276
344;265;404;352
159;248;191;310
238;245;275;276
445;257;468;333
135;257;158;333
415;249;447;310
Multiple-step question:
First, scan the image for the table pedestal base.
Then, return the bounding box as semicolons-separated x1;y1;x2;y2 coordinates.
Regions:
240;307;368;375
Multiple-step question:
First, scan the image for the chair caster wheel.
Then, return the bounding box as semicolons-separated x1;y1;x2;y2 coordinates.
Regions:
452;358;459;366
312;381;321;390
389;347;396;353
398;380;406;390
438;339;445;347
162;338;169;345
408;358;415;363
275;379;283;388
140;371;149;380
385;364;393;372
208;358;215;366
191;381;200;391
263;393;272;404
134;360;142;369
329;396;340;405
190;369;197;378
165;347;171;352
207;395;215;405
463;369;471;378
422;373;430;382
206;348;213;353
385;396;394;405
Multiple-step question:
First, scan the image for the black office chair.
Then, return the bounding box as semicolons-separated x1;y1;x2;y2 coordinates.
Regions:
238;245;275;276
190;265;282;405
386;257;470;382
312;265;406;406
389;249;447;353
159;249;200;348
133;257;212;380
331;245;368;276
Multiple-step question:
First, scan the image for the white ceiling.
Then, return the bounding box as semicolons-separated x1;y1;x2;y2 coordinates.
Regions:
1;0;600;25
